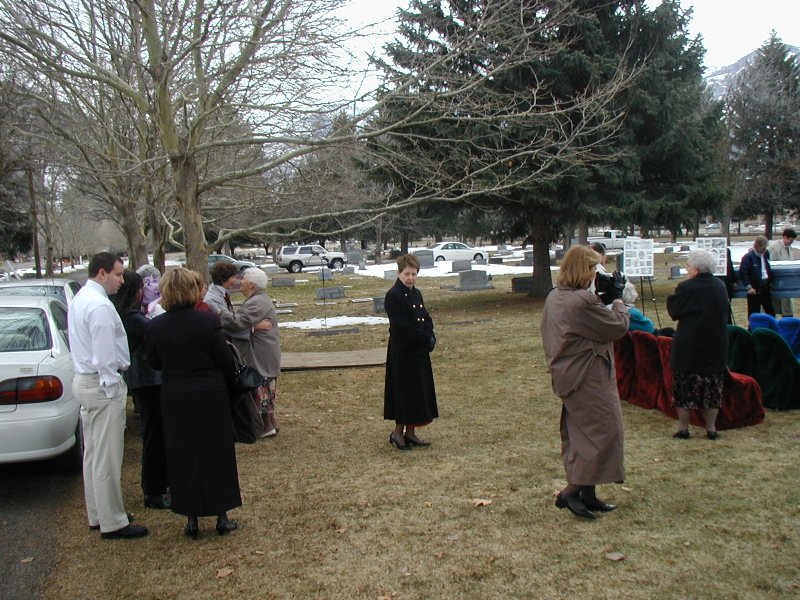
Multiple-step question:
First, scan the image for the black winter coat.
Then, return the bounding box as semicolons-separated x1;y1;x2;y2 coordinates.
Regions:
120;308;162;389
146;307;241;517
667;273;729;374
383;279;438;425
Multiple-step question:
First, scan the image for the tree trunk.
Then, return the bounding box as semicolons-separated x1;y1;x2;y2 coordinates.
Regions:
119;198;149;270
374;217;383;265
400;230;409;254
28;170;42;278
172;155;209;277
528;220;555;298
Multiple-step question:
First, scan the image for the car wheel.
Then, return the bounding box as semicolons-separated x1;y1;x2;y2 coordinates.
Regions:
435;255;445;261
330;258;344;269
289;261;303;273
52;422;83;473
473;253;484;261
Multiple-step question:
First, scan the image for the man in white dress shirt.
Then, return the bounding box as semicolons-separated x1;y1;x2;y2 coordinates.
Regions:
68;252;148;539
768;228;799;317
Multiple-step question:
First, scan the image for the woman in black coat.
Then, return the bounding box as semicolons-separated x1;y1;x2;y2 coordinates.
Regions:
384;253;438;450
146;267;241;538
112;270;170;510
667;249;730;440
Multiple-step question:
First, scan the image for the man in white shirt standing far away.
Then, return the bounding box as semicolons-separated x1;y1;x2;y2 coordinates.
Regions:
68;252;148;539
768;227;799;317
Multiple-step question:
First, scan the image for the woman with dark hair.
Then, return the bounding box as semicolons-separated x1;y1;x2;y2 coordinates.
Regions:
146;267;241;538
112;270;170;509
541;246;629;520
383;253;438;450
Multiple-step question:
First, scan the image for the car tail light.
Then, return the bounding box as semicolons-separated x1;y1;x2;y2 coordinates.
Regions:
0;376;64;404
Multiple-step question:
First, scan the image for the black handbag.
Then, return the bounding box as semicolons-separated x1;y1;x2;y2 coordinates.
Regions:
231;390;262;444
227;341;266;396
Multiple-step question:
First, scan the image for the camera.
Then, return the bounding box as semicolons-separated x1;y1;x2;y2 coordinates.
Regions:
594;272;616;305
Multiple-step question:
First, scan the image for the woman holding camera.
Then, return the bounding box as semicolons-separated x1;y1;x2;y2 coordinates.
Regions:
540;246;629;520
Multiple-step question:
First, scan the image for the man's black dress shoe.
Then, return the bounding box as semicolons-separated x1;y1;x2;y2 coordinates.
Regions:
555;492;596;519
144;494;171;509
706;430;719;440
389;432;411;451
89;512;134;530
185;518;199;540
100;523;149;539
404;435;431;447
672;429;690;439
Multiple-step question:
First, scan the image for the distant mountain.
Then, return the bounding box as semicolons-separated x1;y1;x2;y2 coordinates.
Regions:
705;46;800;99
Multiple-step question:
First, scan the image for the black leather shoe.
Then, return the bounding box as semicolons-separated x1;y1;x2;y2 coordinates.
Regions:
555;492;596;519
216;516;238;535
706;430;719;440
100;523;149;539
89;512;134;530
404;435;431;447
389;432;411;451
184;518;199;540
672;429;690;439
581;497;618;512
144;494;171;509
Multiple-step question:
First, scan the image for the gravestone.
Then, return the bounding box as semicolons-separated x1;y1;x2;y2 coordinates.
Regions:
669;266;683;279
454;270;494;291
316;285;346;300
373;296;385;313
489;256;505;265
384;270;397;280
663;247;673;254
511;276;534;293
474;258;487;265
272;278;295;287
358;260;367;271
343;265;355;274
520;251;534;267
319;268;333;281
451;260;472;272
263;264;281;274
497;243;507;251
347;251;364;265
414;249;435;269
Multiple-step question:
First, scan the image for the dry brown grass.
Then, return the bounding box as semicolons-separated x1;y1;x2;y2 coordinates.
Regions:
49;265;800;600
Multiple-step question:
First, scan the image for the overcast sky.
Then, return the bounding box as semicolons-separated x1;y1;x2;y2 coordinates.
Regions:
338;0;800;72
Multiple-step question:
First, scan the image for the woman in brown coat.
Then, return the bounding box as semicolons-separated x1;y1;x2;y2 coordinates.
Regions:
540;246;629;519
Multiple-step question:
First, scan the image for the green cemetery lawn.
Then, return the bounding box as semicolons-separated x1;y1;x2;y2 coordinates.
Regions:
49;259;800;599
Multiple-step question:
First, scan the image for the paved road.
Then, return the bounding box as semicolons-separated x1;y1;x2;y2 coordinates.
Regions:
0;462;81;600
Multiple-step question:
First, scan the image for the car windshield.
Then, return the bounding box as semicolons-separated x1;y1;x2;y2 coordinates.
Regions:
0;285;67;304
0;307;51;352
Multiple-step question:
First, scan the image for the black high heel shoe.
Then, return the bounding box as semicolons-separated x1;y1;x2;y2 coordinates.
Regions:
184;517;199;540
404;435;431;447
389;432;411;451
216;515;238;535
144;494;171;509
555;492;596;520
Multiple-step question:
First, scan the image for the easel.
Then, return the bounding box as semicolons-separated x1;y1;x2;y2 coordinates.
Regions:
637;276;662;329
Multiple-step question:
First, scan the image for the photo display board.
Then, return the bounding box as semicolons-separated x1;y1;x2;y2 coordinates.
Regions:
622;238;653;277
694;237;728;276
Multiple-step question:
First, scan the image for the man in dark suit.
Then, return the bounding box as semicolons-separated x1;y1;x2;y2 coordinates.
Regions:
739;236;776;320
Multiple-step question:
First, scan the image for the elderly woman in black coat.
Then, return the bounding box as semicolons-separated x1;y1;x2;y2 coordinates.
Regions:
384;253;438;450
667;249;730;440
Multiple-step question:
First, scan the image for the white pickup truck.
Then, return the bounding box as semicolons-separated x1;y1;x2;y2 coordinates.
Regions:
587;230;627;250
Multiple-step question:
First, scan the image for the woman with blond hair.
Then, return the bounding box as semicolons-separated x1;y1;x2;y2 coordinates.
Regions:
540;246;629;520
145;267;241;538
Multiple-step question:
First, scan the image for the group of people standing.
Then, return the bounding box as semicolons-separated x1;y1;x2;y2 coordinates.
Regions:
70;253;281;540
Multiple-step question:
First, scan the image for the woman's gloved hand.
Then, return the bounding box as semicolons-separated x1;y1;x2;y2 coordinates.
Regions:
610;271;626;301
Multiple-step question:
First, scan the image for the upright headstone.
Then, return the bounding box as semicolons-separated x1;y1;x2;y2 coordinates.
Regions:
454;270;494;291
316;285;346;300
414;249;435;269
347;251;364;265
451;260;472;272
511;276;534;293
373;296;386;313
489;256;505;265
669;266;682;279
358;260;367;271
319;268;333;281
474;258;487;265
384;270;397;280
343;265;355;274
263;264;281;274
520;251;534;267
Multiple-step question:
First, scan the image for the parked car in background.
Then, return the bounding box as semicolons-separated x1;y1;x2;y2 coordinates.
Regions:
207;253;257;274
0;296;82;471
276;245;347;273
586;230;627;250
0;280;82;307
412;242;488;262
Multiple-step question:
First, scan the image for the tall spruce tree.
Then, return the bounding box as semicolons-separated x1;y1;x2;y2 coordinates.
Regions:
726;32;800;233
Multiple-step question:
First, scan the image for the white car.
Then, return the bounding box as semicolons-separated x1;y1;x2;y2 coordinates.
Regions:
276;245;347;273
0;279;82;307
0;296;82;471
413;242;488;262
